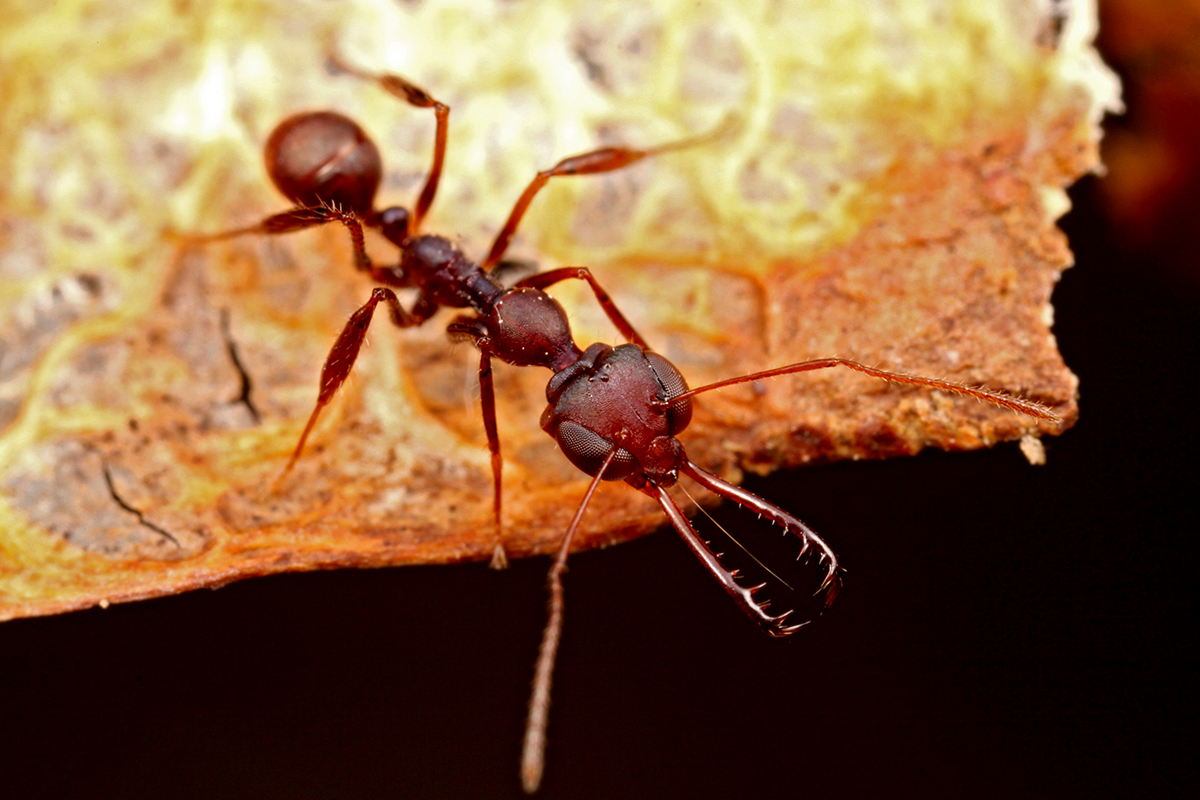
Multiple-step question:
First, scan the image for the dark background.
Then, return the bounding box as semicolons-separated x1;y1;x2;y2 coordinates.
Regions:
2;17;1194;800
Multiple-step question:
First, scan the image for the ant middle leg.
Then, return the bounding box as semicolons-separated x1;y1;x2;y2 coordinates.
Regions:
327;54;449;233
476;350;509;569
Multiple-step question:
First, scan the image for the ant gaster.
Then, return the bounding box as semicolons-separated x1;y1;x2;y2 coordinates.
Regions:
203;56;1062;793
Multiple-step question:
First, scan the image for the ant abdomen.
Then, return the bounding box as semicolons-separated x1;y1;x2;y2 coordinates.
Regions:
264;111;382;216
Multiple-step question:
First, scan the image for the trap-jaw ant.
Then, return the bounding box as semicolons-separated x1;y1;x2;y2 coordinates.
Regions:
202;56;1062;793
206;54;706;569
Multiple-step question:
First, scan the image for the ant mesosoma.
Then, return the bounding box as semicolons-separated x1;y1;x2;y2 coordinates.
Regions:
202;56;1062;793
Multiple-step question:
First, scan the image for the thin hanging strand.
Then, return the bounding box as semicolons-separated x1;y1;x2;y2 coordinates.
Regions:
521;448;619;794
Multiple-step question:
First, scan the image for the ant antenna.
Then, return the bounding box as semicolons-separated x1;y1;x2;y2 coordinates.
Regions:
678;357;1062;423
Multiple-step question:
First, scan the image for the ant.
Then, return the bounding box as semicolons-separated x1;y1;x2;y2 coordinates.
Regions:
202;56;1062;793
205;54;708;569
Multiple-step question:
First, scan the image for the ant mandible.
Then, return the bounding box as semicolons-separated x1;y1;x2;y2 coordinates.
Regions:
203;56;1062;793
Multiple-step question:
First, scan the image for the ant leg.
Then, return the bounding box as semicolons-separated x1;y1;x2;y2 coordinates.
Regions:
515;266;648;349
476;350;509;569
483;131;711;270
194;206;343;241
521;448;619;794
676;358;1062;422
199;206;415;289
328;54;449;232
192;205;364;253
280;287;421;479
446;319;509;566
680;458;841;607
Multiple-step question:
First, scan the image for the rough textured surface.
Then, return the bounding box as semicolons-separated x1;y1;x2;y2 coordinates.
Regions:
0;0;1118;620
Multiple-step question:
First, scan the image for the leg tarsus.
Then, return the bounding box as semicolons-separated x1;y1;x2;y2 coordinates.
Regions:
191;206;337;243
196;204;404;286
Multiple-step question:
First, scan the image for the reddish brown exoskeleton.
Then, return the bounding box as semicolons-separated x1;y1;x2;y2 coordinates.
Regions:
202;55;707;569
201;56;1062;793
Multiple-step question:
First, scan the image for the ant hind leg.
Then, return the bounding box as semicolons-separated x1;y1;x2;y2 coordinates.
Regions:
276;287;421;484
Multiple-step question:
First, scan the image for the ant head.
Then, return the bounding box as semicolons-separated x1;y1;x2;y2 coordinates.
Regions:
542;344;693;485
265;111;382;217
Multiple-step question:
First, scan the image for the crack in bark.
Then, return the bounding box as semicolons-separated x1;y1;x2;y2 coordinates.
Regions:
101;462;181;547
219;307;260;424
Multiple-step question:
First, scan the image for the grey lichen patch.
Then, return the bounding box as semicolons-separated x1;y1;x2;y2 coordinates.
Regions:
6;439;206;560
0;271;114;382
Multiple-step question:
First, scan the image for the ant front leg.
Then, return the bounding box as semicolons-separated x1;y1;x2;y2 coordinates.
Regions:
445;315;516;569
280;287;430;480
476;350;509;569
328;54;449;233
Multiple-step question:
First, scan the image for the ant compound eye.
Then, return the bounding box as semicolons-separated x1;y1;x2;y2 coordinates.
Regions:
554;421;637;480
265;111;382;215
646;352;693;435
